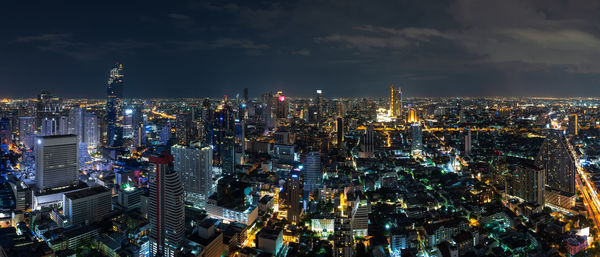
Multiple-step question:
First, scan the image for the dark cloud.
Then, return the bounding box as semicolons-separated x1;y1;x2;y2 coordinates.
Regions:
1;0;600;98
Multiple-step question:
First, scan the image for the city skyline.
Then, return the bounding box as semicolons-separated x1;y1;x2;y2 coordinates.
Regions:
3;1;600;98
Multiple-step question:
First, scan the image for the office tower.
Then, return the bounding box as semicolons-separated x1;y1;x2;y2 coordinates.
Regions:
234;119;245;165
135;123;146;147
67;108;83;141
389;84;402;118
243;88;249;102
213;103;235;175
106;62;124;147
123;108;134;138
0;118;11;146
35;135;79;191
464;128;472;156
171;144;213;208
83;112;99;150
407;108;417;123
304;152;321;192
149;154;185;257
359;123;375;158
568;114;578;136
410;123;423;154
262;92;275;129
36;91;61;130
175;112;193;144
58;116;69;135
63;186;111;225
334;193;354;257
19;116;35;149
315;90;323;121
283;173;303;224
505;158;545;205
274;91;289;119
40;117;58;136
336;117;344;148
535;130;576;194
337;100;347;118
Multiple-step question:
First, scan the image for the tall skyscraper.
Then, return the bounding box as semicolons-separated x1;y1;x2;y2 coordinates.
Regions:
35;91;61;131
505;158;545;205
213;103;235;175
106;63;124;147
568;114;579;136
19;116;35;149
274;91;289;119
175;112;193;144
535;130;576;194
171;144;213;208
315;90;323;122
389;84;402;119
334;193;354;257
410;123;423;154
40;117;58;136
359;123;375;158
283;173;303;224
464;128;472;156
149;153;185;257
0;118;11;146
304;152;321;192
336;117;344;148
35;135;79;191
83;112;99;150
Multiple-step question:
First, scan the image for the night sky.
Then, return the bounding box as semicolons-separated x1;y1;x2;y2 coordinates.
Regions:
2;0;600;98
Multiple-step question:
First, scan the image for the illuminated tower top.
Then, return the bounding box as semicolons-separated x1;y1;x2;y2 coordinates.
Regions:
389;84;402;118
107;62;124;100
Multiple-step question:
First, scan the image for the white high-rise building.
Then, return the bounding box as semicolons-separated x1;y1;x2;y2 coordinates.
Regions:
171;144;213;208
464;128;472;156
83;112;99;150
35;135;79;191
149;154;184;257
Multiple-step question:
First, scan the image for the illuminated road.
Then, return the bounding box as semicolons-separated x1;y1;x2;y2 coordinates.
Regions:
568;142;600;235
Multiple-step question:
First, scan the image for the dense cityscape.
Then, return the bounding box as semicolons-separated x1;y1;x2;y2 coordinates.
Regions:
0;62;598;257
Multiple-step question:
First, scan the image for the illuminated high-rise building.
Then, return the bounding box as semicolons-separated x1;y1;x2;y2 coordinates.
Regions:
106;62;124;147
359;123;375;158
213;102;235;175
568;114;578;136
315;90;323;121
410;123;422;154
505;157;545;205
336;117;344;148
389;84;402;118
333;193;354;257
535;130;576;194
19;116;35;149
304;152;321;193
274;91;289;119
149;153;185;257
0;118;12;146
171;144;213;208
282;172;303;224
407;108;417;123
35;135;79;191
464;128;472;156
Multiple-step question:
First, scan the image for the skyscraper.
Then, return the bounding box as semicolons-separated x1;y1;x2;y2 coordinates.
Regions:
334;193;354;257
389;84;402;119
35;135;79;191
315;90;323;122
505;157;545;205
464;128;472;156
171;144;213;208
0;118;11;146
336;117;344;148
359;123;375;158
19;116;35;149
411;123;423;154
568;114;578;136
535;130;576;194
283;173;303;224
213;103;235;175
149;153;185;257
106;63;124;147
304;152;321;193
274;91;289;119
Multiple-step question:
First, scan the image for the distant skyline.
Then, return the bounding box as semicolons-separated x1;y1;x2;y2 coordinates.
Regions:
2;0;600;98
